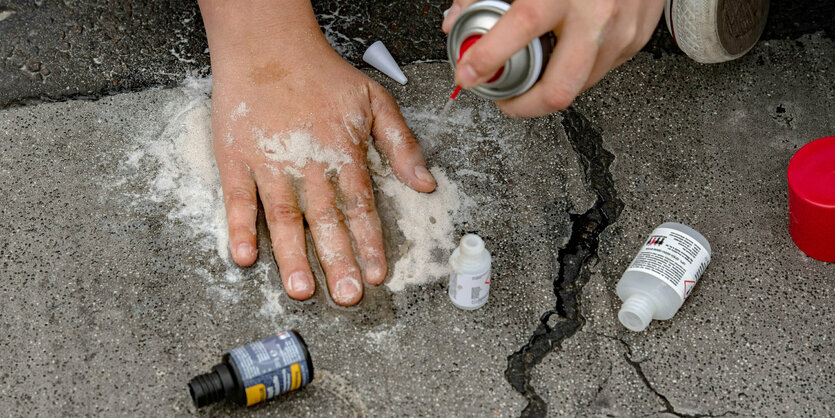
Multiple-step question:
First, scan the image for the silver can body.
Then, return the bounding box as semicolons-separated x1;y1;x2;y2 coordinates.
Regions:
447;0;556;100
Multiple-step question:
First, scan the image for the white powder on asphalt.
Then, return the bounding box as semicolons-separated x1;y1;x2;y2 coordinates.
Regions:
122;77;257;306
128;77;232;264
256;261;285;318
367;147;471;292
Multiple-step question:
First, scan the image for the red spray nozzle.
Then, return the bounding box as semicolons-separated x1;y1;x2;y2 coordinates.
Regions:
450;85;462;100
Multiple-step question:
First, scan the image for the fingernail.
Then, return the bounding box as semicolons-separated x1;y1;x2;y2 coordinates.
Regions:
414;165;435;184
366;260;385;283
334;277;361;304
457;63;478;86
235;242;255;260
288;271;311;294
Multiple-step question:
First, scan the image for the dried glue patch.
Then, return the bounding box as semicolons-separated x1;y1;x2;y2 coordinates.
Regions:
256;129;352;174
367;148;472;292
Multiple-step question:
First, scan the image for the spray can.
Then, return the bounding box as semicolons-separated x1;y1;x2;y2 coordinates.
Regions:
449;234;492;310
447;0;556;100
188;330;313;408
616;222;712;332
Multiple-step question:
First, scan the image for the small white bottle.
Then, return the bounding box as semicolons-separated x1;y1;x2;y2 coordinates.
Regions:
617;222;712;332
448;234;492;310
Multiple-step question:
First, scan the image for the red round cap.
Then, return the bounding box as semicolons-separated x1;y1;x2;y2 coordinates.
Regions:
788;136;835;262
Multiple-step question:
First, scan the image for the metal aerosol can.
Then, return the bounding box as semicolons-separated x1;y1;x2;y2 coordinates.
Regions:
447;0;556;100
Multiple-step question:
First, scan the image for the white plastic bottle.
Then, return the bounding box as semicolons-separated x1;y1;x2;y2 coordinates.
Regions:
617;222;712;332
448;234;492;310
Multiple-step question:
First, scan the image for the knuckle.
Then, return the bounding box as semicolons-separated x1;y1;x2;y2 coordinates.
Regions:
268;202;302;224
543;85;576;110
230;225;256;239
621;23;639;46
511;5;544;40
370;83;398;111
225;188;257;207
631;26;654;52
595;0;618;22
394;137;421;156
308;205;343;226
344;195;376;220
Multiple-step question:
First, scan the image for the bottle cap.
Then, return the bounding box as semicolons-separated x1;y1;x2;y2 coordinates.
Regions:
787;136;835;262
460;234;485;257
362;40;407;85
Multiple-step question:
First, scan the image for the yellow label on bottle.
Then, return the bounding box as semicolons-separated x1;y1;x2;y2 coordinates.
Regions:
245;384;267;406
291;363;302;390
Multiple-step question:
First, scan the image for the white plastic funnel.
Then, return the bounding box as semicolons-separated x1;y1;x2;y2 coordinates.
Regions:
363;40;407;85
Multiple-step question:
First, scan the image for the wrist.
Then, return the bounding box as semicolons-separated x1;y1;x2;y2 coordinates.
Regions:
199;0;334;73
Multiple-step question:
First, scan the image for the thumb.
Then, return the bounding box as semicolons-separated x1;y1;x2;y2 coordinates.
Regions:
369;83;436;193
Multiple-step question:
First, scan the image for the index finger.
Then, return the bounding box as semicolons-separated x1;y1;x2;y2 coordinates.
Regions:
455;0;566;88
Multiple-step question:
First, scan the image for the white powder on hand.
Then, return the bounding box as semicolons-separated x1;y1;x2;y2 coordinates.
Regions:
231;102;250;120
256;129;353;175
383;127;405;150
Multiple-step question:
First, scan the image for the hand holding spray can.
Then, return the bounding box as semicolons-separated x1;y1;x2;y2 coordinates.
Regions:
447;0;556;100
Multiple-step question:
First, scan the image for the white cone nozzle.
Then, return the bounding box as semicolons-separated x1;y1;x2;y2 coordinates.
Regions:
363;40;407;85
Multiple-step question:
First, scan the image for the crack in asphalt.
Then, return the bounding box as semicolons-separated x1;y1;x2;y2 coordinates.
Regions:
598;333;738;418
623;341;738;418
504;107;624;417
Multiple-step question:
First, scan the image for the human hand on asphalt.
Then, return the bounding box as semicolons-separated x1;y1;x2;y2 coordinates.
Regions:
199;0;436;306
443;0;665;117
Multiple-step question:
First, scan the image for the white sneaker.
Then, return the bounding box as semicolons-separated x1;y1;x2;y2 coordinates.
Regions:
665;0;770;63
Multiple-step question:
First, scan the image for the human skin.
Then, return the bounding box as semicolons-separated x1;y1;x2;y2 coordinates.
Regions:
443;0;666;117
198;0;436;306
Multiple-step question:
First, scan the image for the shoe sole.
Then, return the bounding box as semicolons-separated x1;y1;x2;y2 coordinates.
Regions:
666;0;769;63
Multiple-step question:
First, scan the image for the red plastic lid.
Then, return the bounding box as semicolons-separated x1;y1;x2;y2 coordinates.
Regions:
788;136;835;262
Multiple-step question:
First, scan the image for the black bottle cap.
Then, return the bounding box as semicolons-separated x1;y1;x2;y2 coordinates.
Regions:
188;363;236;408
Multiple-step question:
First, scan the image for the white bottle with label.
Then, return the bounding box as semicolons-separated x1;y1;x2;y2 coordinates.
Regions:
617;222;712;332
448;234;492;310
